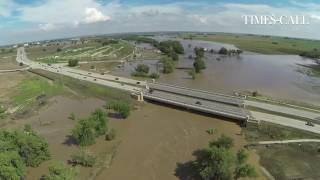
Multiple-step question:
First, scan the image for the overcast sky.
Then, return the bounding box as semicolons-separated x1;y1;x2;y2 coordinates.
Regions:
1;0;320;45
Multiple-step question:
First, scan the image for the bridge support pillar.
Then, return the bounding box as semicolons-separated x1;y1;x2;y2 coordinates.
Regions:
137;92;144;102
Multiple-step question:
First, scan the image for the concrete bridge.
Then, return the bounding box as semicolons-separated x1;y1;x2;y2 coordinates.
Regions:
138;83;252;124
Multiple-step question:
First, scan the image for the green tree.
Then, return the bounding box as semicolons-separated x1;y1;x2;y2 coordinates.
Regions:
234;149;257;180
68;59;79;67
91;108;108;136
218;47;228;55
194;47;205;58
0;151;25;180
135;64;150;74
161;57;174;74
72;118;96;146
106;100;131;118
194;146;234;180
41;161;77;180
188;69;196;80
14;127;50;167
209;134;234;149
193;57;206;73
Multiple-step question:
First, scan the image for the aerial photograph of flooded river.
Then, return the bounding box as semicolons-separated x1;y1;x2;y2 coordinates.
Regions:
1;0;320;180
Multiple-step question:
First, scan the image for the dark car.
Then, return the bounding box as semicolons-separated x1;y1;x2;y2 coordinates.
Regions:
195;101;202;105
306;121;315;127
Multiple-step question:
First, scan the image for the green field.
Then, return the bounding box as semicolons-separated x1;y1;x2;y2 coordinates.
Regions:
179;33;320;54
244;122;320;180
12;76;65;105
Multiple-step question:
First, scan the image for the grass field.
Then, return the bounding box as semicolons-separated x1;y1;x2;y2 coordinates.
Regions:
258;143;320;180
29;69;132;103
12;76;65;105
244;122;320;180
179;33;320;54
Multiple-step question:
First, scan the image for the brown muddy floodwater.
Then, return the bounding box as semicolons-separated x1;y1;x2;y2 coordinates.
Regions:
112;39;320;105
4;96;264;180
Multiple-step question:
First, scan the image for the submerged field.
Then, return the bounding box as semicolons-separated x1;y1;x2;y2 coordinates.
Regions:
0;68;265;179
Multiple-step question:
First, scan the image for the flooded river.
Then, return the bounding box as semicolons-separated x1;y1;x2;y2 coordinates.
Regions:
112;38;320;105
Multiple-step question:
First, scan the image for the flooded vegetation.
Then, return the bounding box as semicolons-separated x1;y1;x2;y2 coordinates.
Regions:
112;37;320;105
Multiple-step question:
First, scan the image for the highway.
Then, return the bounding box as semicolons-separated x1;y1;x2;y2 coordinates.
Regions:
245;100;320;121
257;139;320;145
16;47;142;92
144;89;250;120
148;82;244;106
251;111;320;134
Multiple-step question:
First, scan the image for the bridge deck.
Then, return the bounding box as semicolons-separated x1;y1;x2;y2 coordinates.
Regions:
148;83;244;107
144;90;250;121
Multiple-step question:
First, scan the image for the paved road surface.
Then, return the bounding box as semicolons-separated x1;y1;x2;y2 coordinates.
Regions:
257;139;320;145
16;47;141;92
245;100;320;121
144;89;250;120
251;111;320;134
149;82;244;106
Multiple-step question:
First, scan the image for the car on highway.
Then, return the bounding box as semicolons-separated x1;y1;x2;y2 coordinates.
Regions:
306;121;315;127
195;101;202;105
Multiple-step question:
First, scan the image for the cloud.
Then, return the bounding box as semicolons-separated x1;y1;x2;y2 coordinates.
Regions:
0;0;16;17
129;5;182;17
39;23;57;31
18;0;111;26
2;1;320;45
83;8;111;24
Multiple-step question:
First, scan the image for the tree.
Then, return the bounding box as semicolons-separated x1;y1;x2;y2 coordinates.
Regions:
68;59;79;67
135;64;150;74
193;57;206;73
234;149;257;180
193;146;234;180
194;47;205;58
218;47;228;55
209;134;234;149
72;118;96;146
13;126;50;167
91;108;108;136
0;151;25;180
188;69;196;80
106;100;131;118
41;161;77;180
192;135;257;180
161;57;174;74
56;48;62;52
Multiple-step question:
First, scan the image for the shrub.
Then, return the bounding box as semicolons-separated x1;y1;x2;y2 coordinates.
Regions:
218;47;228;55
69;112;76;120
70;150;96;167
106;100;131;118
72;118;96;146
105;128;116;141
135;64;150;74
41;161;77;180
68;59;79;67
149;73;160;79
71;108;108;146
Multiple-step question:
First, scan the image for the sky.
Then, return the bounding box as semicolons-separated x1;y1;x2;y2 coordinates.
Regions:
1;0;320;45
